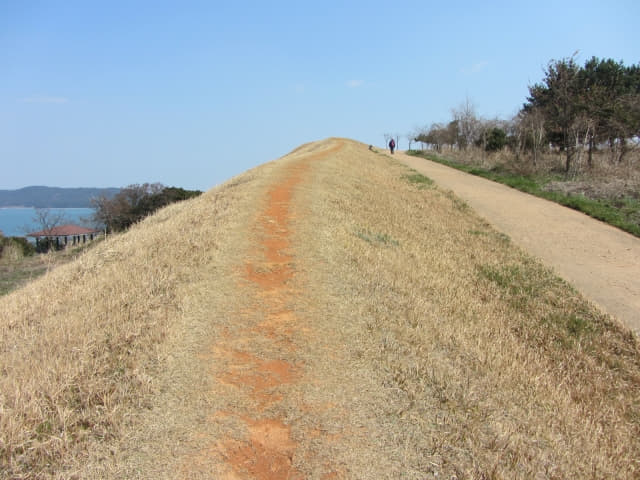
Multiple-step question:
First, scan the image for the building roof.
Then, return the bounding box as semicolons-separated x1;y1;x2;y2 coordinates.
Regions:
27;224;101;237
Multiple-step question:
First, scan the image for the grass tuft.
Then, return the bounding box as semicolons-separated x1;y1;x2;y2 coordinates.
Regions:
356;229;399;247
403;172;435;189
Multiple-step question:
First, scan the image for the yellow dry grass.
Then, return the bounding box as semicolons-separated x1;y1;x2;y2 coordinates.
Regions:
1;138;639;479
0;163;272;478
297;141;640;478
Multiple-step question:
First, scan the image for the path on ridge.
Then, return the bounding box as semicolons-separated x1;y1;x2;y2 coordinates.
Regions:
395;150;640;333
180;140;347;479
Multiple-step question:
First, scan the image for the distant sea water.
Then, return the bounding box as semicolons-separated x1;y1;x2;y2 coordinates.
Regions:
0;208;95;238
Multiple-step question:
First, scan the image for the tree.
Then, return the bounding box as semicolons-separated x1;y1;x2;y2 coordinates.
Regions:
517;107;546;166
602;61;640;162
31;208;67;233
421;123;442;150
452;97;481;149
92;183;163;232
484;127;507;152
407;126;425;151
579;57;625;164
524;56;640;170
92;183;202;233
22;208;69;253
525;57;584;172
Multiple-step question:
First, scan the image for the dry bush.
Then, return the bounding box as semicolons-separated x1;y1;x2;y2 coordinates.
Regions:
434;146;640;204
456;146;640;178
0;241;24;262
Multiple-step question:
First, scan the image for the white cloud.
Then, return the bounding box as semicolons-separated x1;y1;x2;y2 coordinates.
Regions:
472;61;488;72
19;96;69;104
461;61;488;75
346;79;364;88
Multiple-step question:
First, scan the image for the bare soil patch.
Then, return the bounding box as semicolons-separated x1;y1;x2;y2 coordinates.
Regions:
178;140;346;479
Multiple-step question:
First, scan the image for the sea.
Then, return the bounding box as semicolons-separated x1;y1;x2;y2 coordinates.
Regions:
0;208;95;238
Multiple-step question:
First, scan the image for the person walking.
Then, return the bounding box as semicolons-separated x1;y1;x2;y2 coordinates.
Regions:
389;138;396;154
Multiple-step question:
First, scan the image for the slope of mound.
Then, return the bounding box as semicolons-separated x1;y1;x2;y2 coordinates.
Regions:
395;150;640;332
1;138;639;479
0;157;270;477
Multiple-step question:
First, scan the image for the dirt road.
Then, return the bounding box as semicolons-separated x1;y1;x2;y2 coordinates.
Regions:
395;150;640;333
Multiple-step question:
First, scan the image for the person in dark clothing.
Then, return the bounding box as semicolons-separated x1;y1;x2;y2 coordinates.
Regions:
389;138;396;154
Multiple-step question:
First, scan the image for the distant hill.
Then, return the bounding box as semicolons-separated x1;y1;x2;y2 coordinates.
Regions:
0;186;120;208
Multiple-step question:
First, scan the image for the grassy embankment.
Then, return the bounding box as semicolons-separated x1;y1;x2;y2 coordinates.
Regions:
0;138;639;479
407;149;640;237
0;170;262;478
303;143;640;478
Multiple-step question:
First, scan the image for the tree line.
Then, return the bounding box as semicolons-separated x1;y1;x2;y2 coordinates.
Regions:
412;56;640;172
92;183;202;233
0;184;201;256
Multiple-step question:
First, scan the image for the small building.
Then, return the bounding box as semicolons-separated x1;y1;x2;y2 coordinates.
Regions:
27;224;102;250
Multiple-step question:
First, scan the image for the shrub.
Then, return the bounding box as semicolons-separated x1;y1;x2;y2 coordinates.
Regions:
485;127;507;152
0;237;36;259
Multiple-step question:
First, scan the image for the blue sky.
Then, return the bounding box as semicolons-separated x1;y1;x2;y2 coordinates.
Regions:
2;0;638;191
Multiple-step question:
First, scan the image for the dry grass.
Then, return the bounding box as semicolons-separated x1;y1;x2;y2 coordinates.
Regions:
296;140;640;478
0;166;269;478
1;138;639;479
435;146;640;199
0;242;99;297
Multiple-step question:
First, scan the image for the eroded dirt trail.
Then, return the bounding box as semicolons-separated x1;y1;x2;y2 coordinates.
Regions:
221;156;307;479
182;141;343;479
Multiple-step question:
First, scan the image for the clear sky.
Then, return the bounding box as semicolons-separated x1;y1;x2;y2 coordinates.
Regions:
2;0;638;191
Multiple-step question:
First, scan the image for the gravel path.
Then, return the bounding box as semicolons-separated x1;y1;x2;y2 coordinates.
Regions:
395;150;640;334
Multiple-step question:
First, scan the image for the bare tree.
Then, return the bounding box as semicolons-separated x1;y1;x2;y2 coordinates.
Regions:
30;208;67;233
569;114;596;173
416;124;434;150
429;122;446;151
406;131;415;151
408;126;432;151
418;122;458;152
383;133;392;150
452;97;481;149
517;108;546;166
417;125;430;150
